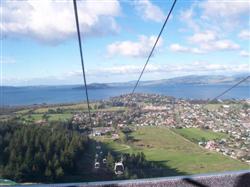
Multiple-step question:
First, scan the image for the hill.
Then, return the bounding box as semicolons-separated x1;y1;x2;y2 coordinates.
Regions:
100;74;250;87
73;83;111;89
2;74;249;89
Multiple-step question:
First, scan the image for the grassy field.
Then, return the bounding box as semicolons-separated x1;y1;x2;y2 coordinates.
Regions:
22;113;73;122
205;104;222;111
33;103;91;113
15;109;31;114
22;114;44;121
9;103;127;124
47;113;73;121
15;104;127;114
0;103;128;125
97;127;249;175
205;103;243;111
172;128;228;143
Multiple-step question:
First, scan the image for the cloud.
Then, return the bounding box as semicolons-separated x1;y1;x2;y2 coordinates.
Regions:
169;38;239;54
169;44;188;52
180;0;250;33
1;0;121;44
238;30;250;40
200;39;240;51
188;30;216;43
180;4;200;32
107;35;163;58
169;43;205;54
200;0;250;20
0;57;16;64
240;50;250;57
200;0;250;31
68;61;250;77
188;31;240;51
177;1;247;55
4;61;249;85
133;0;165;22
67;65;141;76
170;29;240;54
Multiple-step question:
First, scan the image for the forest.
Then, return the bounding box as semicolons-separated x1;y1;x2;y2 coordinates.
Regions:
0;120;88;182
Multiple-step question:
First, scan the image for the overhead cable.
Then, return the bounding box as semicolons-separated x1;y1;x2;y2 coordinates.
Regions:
73;0;92;128
208;75;250;103
131;0;178;94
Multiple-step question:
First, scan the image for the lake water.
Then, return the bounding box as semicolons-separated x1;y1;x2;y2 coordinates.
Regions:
1;84;249;106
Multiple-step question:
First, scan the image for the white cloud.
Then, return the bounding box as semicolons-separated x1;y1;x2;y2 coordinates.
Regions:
180;0;250;33
170;38;240;54
180;5;200;32
171;29;240;54
169;44;188;52
94;65;142;75
0;57;16;64
107;35;163;58
1;0;121;43
187;30;241;52
190;48;205;54
133;0;165;22
188;30;216;44
178;1;247;56
238;30;250;40
200;40;240;51
200;0;250;20
4;61;249;85
240;50;250;57
170;44;205;54
67;65;142;76
68;61;250;77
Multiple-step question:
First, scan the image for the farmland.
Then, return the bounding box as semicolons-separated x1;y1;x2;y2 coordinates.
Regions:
96;126;249;175
172;127;229;143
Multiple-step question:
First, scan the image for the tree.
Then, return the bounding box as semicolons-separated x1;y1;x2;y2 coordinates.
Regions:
94;104;98;110
106;152;114;171
201;137;206;143
42;114;49;122
124;167;129;178
45;167;52;178
55;167;64;178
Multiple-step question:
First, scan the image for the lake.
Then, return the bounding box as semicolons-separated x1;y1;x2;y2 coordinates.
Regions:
1;84;249;106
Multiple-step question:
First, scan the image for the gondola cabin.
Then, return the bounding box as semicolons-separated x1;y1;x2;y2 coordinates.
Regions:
94;161;100;169
114;162;124;175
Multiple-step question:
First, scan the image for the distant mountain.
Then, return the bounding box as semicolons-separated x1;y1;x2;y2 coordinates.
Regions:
73;83;111;89
138;75;250;86
0;86;26;90
111;75;250;87
2;74;249;89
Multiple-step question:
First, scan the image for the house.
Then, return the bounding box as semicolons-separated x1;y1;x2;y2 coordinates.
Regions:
205;140;217;150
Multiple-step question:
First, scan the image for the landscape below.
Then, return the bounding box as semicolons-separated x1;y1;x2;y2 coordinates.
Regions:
0;93;249;185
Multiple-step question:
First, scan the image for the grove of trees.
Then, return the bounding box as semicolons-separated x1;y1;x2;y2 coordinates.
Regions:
0;120;88;182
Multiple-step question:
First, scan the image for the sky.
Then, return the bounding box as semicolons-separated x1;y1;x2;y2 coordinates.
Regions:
1;0;250;86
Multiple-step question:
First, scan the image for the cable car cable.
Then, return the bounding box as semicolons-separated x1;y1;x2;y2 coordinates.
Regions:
206;75;250;104
131;0;178;95
73;0;92;128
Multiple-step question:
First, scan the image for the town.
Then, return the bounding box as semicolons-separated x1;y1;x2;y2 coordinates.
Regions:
72;93;250;163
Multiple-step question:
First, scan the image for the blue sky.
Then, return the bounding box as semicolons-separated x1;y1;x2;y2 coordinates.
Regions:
1;0;250;86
